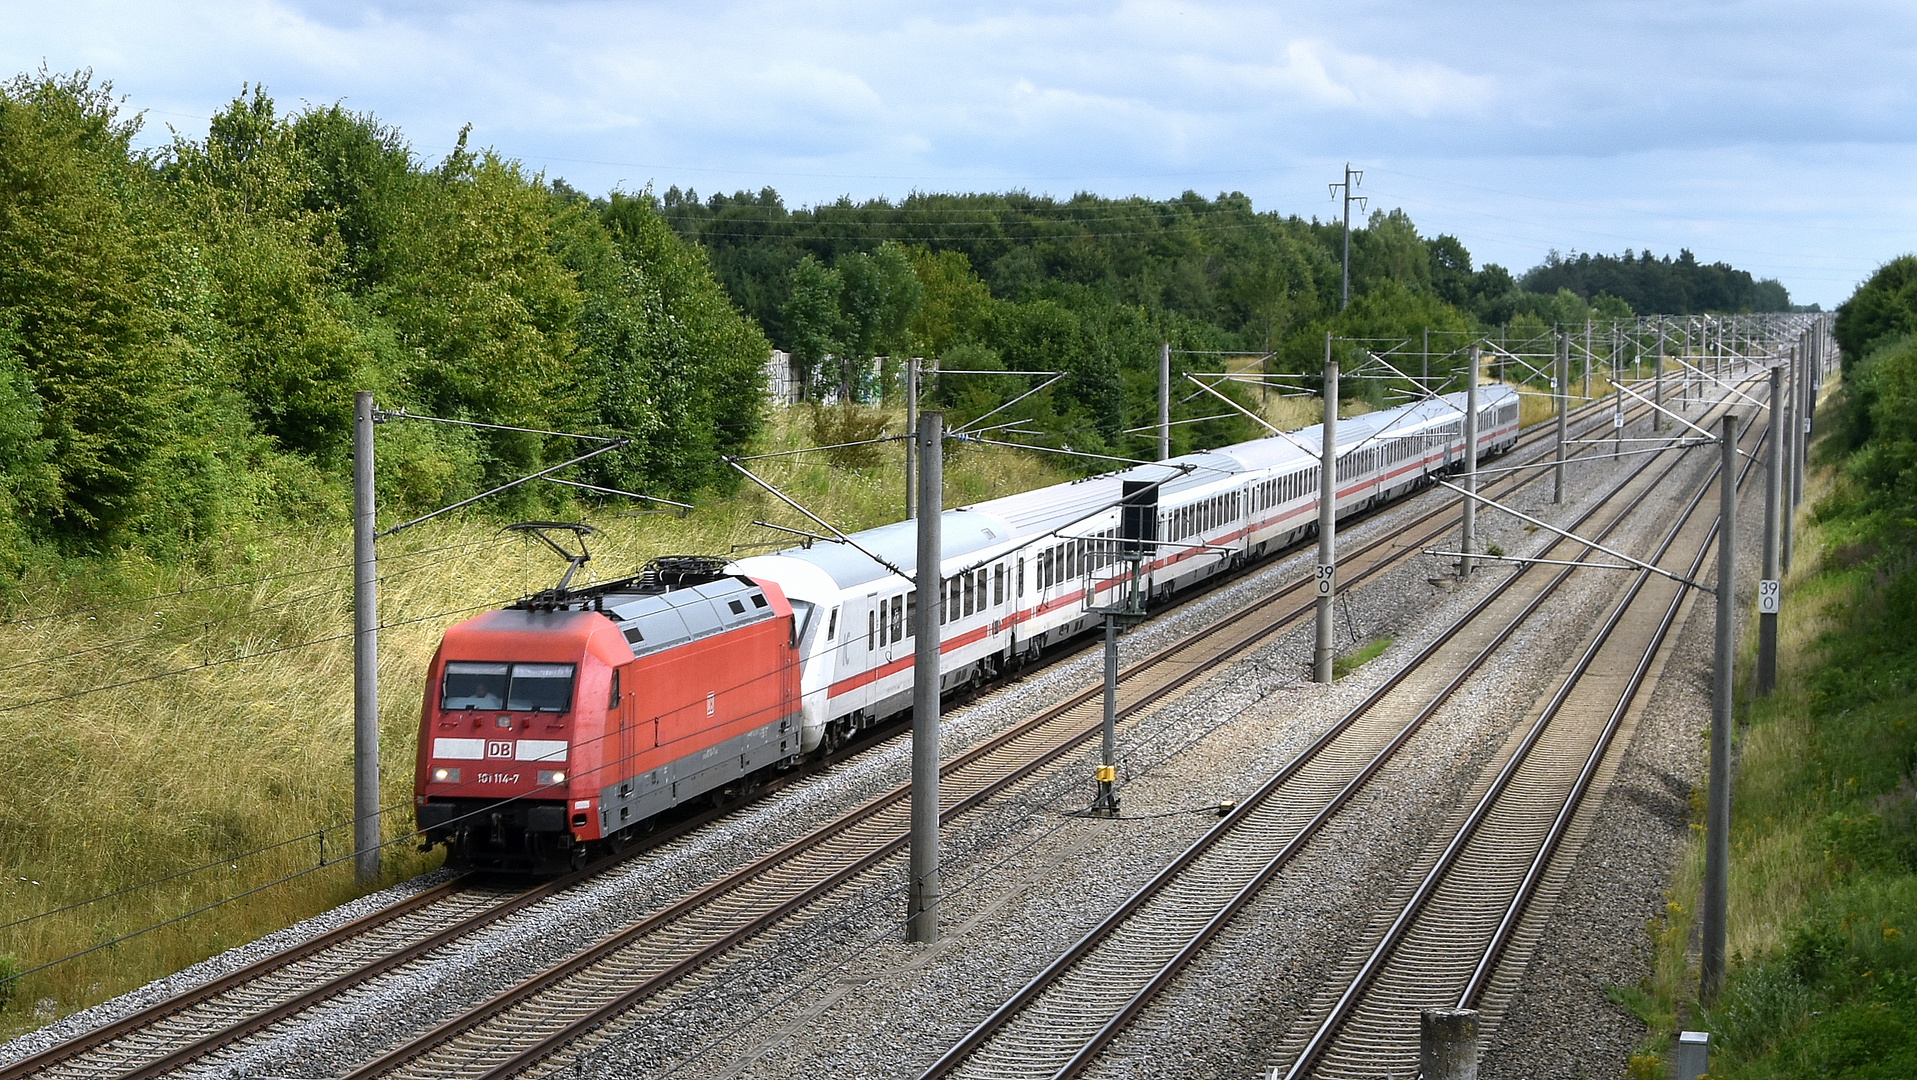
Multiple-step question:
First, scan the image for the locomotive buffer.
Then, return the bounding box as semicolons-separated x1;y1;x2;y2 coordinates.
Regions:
1085;481;1158;817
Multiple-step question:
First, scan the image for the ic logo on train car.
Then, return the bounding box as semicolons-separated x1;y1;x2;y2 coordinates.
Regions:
486;740;514;759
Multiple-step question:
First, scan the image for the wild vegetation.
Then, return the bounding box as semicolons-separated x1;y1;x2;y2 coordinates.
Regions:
0;64;1805;1034
659;186;1791;414
1621;256;1917;1077
0;71;771;579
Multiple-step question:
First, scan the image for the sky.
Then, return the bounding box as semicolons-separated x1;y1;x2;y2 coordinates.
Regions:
5;0;1912;309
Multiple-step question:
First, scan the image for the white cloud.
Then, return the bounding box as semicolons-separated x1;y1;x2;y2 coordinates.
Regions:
1252;39;1496;119
0;0;1911;305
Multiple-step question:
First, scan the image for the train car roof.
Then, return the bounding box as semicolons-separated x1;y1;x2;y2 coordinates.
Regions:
741;384;1517;585
964;450;1237;537
739;508;1018;591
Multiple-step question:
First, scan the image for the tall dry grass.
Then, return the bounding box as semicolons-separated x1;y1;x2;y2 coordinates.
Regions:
0;407;1066;1035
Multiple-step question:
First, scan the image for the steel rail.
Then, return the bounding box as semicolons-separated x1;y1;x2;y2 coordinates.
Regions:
918;384;1753;1080
0;879;469;1080
0;384;1656;1080
0;725;902;1080
335;394;1660;1080
1282;394;1767;1078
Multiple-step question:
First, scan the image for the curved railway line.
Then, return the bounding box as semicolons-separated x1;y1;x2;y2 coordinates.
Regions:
0;383;1688;1080
917;379;1765;1080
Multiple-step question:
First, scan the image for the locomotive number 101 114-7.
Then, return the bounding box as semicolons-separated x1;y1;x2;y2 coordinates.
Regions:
478;772;523;784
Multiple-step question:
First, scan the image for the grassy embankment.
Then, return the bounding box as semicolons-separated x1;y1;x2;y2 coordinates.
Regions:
0;407;1067;1038
1616;371;1917;1078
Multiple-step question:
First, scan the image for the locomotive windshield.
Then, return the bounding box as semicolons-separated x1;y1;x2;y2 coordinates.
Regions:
442;661;576;712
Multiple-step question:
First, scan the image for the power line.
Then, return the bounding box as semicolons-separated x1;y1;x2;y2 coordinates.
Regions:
0;599;514;714
0;540;514;676
0;537;511;629
676;219;1284;242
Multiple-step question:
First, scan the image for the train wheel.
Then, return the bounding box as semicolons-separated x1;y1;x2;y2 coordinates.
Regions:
822;717;854;755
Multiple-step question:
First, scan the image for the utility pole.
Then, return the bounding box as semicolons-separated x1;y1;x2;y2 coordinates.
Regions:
1330;164;1365;311
1422;326;1430;388
1159;342;1171;461
908;410;943;944
1095;487;1153;814
1583;319;1593;398
1757;364;1783;696
1795;338;1812;510
1614;334;1625;458
905;358;918;519
1782;345;1798;572
1461;346;1480;578
352;391;380;888
1702;411;1738;1003
1654;319;1665;432
1093;613;1121;817
1555;331;1568;504
1314;339;1338;683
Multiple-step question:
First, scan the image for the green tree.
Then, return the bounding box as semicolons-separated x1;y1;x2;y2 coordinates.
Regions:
161;88;362;456
905;246;996;357
1352;209;1432;298
377;135;584;492
594;191;768;493
835;241;922;400
0;70;170;546
0;316;60;571
783;254;842;400
1836;256;1917;372
288;103;412;289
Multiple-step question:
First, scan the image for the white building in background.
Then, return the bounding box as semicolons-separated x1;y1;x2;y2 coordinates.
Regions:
764;350;802;405
763;351;904;406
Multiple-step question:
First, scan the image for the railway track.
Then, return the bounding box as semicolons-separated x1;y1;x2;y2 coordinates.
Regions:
916;379;1764;1080
0;731;895;1080
0;384;1668;1080
1278;399;1766;1078
317;393;1685;1080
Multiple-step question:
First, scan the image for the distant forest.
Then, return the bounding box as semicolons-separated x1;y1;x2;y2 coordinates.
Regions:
0;68;1797;570
654;186;1795;392
1521;249;1791;316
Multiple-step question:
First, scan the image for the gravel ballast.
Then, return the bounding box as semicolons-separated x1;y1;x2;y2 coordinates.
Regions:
0;400;1739;1080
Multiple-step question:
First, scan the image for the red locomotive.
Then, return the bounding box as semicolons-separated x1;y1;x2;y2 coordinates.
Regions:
414;557;801;872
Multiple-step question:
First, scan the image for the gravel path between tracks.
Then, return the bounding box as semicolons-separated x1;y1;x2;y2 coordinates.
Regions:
0;406;1705;1080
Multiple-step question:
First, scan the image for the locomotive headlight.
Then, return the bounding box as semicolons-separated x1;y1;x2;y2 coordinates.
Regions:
432;767;461;783
538;769;567;786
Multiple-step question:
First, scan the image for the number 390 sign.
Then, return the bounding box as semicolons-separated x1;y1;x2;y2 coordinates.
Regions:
1759;579;1780;614
1316;564;1335;596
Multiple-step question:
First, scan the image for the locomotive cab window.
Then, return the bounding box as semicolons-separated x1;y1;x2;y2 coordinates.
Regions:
509;663;576;712
442;661;576;713
442;662;508;710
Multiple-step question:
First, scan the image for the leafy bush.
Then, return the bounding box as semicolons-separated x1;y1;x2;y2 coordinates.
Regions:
0;954;20;1010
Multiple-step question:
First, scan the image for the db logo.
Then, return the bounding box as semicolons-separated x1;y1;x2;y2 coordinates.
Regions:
486;741;514;759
